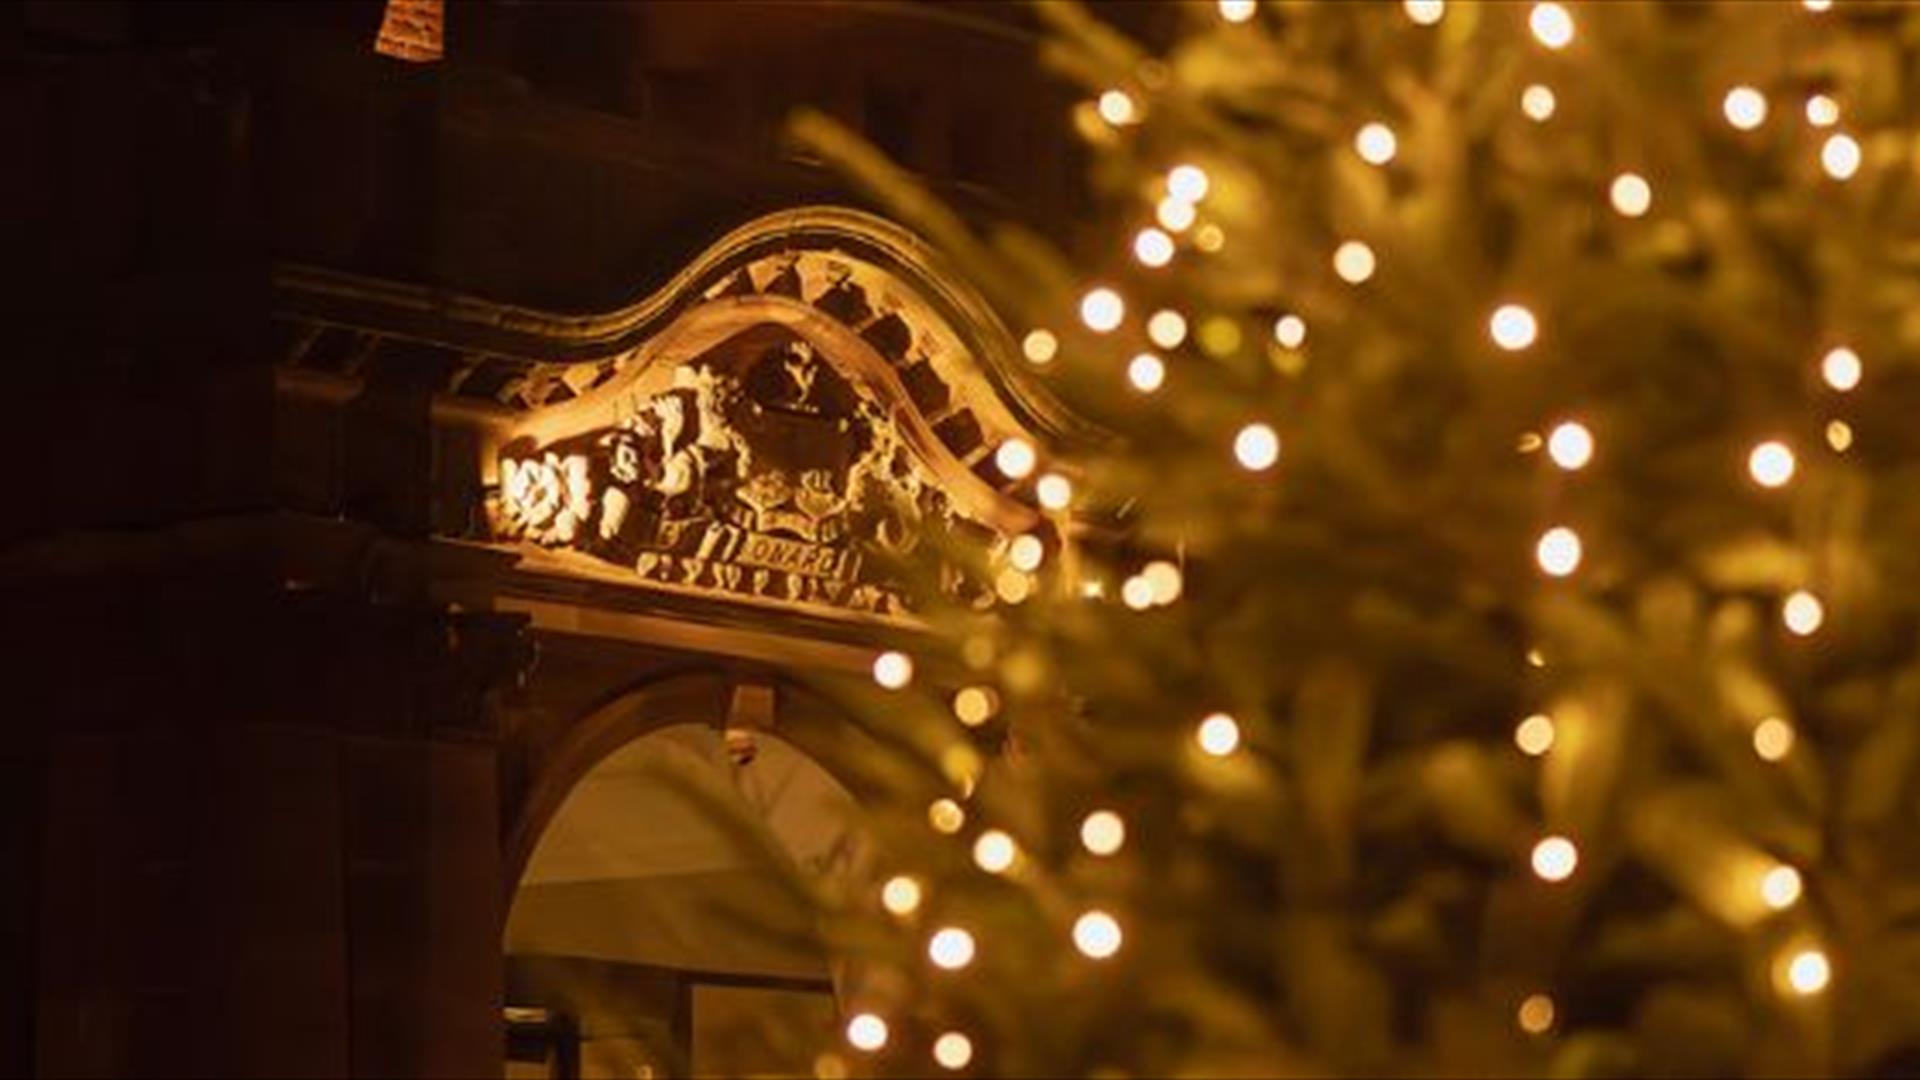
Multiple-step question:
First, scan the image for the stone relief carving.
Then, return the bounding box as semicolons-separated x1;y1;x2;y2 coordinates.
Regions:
493;337;968;616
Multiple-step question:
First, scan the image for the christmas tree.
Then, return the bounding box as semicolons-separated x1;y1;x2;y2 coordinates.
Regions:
785;2;1920;1075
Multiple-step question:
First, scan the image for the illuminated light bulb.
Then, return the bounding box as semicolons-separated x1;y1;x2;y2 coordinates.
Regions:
1080;287;1126;332
929;927;976;970
1724;86;1768;130
1355;122;1398;165
1783;948;1832;995
1515;713;1556;756
1822;133;1862;180
1080;578;1106;600
1156;195;1197;232
1333;240;1377;284
1826;419;1854;452
1197;712;1241;756
954;686;998;727
1143;560;1183;605
1404;0;1445;25
1273;314;1307;349
846;1013;889;1052
873;650;914;689
1531;835;1579;882
1490;304;1539;351
1168;164;1210;202
1529;2;1575;49
933;1032;973;1071
1522;84;1557;121
1007;534;1045;572
1098;89;1138;126
1121;575;1155;611
1535;526;1582;577
1803;0;1833;10
972;830;1018;874
929;798;966;834
881;875;923;916
1194;224;1226;253
1806;94;1840;127
1072;910;1123;959
1021;329;1058;365
1754;716;1797;761
1036;473;1073;510
995;437;1038;479
1748;441;1797;488
1517;993;1556;1035
1133;227;1175;268
1148;309;1188;348
1128;353;1167;393
993;568;1032;605
1081;810;1126;855
1217;0;1256;22
1610;172;1653;217
1547;421;1593;470
1234;423;1281;471
1822;346;1862;391
1762;865;1804;911
1526;647;1547;668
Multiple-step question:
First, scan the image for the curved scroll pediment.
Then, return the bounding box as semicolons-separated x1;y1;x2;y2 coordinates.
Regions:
456;207;1078;621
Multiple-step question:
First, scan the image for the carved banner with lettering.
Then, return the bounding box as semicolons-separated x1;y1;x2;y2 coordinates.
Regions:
491;337;969;616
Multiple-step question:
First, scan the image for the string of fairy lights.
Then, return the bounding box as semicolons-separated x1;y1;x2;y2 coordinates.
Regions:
834;0;1859;1069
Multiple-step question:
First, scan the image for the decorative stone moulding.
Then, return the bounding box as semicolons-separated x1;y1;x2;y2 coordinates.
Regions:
274;207;1093;624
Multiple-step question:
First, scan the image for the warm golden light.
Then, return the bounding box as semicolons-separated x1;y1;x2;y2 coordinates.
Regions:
881;875;923;916
1531;835;1579;882
1168;164;1210;202
1753;717;1796;761
1217;0;1256;23
1021;329;1058;365
1156;196;1197;232
929;927;976;970
1195;224;1226;253
847;1013;889;1052
1822;346;1861;391
954;686;998;727
1610;173;1653;217
1121;575;1155;611
1098;89;1138;126
1273;314;1307;349
1783;590;1824;636
1530;3;1575;49
1783;948;1832;995
1723;86;1768;130
1007;534;1045;572
1143;560;1183;605
1536;526;1582;577
1334;240;1377;284
1404;0;1445;25
1826;420;1854;452
1128;353;1167;393
1197;712;1242;756
1547;421;1593;470
973;830;1018;874
1081;810;1127;855
996;437;1038;480
1522;84;1557;122
993;568;1032;605
1073;910;1124;959
1355;122;1398;165
1822;133;1862;180
933;1032;974;1071
1806;94;1840;127
1036;473;1074;510
929;798;967;834
1517;994;1556;1035
1133;227;1175;268
1748;441;1796;488
1762;865;1804;911
1490;304;1538;351
1515;713;1556;756
1234;423;1281;471
1803;0;1834;10
873;651;914;689
1080;288;1126;332
1148;309;1189;348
